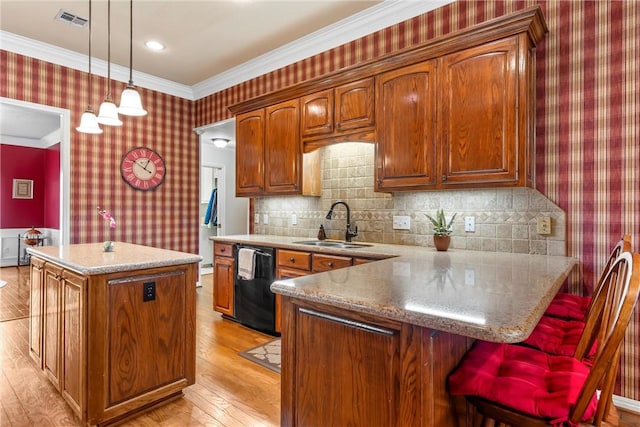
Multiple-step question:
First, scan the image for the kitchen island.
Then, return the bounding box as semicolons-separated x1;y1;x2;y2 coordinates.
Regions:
212;235;577;426
27;242;200;426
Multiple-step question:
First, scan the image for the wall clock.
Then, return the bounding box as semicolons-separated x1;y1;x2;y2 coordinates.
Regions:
120;147;166;191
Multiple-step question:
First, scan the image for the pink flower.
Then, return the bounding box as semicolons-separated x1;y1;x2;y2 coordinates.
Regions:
97;206;116;229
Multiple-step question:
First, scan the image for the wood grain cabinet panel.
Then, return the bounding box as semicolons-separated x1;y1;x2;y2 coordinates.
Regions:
300;89;333;137
60;269;86;415
213;256;235;316
439;37;520;186
29;258;45;367
265;99;302;194
43;263;63;390
375;61;438;191
277;249;312;271
235;109;265;196
334;77;375;132
311;254;353;272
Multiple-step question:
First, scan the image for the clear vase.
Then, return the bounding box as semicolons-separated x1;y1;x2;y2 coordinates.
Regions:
103;240;114;252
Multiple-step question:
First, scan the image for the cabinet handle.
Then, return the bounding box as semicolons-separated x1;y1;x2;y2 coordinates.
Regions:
298;308;396;336
442;174;447;182
327;262;333;267
289;257;295;263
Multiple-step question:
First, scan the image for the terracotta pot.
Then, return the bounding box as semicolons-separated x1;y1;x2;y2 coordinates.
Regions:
433;235;451;251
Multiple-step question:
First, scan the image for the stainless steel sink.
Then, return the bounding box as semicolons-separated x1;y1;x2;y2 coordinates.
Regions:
293;240;373;249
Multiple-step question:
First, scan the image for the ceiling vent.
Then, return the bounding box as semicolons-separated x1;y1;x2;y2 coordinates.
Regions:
54;9;88;28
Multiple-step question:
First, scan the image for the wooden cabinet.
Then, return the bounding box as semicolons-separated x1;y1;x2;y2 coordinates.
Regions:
312;253;353;272
236;100;320;197
280;297;470;426
29;257;45;367
235;109;265;196
376;34;535;191
439;37;521;187
29;254;197;426
375;61;438;191
213;242;235;316
301;77;375;146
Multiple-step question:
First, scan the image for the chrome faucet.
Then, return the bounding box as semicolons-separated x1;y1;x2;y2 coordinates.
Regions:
326;201;358;242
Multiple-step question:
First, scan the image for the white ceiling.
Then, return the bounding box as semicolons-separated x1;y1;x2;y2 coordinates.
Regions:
0;0;451;144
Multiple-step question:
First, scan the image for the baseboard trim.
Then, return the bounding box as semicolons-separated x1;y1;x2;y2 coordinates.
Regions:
614;395;640;414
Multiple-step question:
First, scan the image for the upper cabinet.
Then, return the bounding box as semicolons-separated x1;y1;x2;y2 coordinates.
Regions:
439;37;521;187
301;77;375;148
375;61;437;191
230;6;547;195
236;100;320;197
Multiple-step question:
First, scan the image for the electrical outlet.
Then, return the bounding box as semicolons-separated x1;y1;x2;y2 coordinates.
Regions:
291;214;297;225
464;216;475;232
254;213;260;224
392;215;411;230
263;214;269;225
537;216;551;235
143;281;156;302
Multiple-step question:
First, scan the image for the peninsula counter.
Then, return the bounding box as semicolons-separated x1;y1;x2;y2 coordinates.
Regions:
27;242;200;426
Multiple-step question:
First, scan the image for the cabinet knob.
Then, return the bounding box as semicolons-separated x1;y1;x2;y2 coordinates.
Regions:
327;262;333;267
442;175;447;182
289;257;295;263
220;247;226;252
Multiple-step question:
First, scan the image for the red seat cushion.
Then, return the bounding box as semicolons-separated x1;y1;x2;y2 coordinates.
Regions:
448;341;597;424
523;315;596;358
545;292;591;321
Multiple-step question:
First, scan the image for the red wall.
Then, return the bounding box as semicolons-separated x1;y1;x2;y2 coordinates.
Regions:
0;144;45;228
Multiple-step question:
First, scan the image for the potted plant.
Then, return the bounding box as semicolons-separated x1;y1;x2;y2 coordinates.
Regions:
425;209;456;251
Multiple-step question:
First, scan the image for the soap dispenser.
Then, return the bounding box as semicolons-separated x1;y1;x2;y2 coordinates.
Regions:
317;224;327;240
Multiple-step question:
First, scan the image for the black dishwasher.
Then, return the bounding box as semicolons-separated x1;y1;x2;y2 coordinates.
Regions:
233;244;278;336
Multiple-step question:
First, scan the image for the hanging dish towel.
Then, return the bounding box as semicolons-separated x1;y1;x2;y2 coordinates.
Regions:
204;188;218;226
237;248;256;280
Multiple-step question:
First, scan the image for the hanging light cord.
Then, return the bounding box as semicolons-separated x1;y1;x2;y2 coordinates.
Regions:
88;0;93;108
128;0;133;85
106;0;111;97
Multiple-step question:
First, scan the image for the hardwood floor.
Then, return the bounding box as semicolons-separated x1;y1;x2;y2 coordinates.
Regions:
0;266;280;427
1;266;639;427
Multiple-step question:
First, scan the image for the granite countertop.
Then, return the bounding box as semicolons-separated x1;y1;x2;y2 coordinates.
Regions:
27;242;202;275
212;234;577;343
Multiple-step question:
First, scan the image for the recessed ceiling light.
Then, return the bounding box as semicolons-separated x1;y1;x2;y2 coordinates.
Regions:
145;40;165;51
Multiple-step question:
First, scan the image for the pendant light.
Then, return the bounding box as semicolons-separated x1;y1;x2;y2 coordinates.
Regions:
76;0;103;134
118;0;147;116
97;0;122;126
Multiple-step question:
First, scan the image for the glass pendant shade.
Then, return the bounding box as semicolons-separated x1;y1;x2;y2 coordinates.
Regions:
97;97;123;126
76;108;103;134
118;84;147;116
212;138;230;148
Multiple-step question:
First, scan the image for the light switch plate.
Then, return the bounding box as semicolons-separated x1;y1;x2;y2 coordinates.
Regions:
291;214;297;225
537;216;551;235
464;216;475;232
392;215;411;230
263;214;269;225
254;213;260;224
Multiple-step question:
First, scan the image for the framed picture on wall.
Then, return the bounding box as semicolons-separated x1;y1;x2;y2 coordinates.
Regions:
12;179;33;199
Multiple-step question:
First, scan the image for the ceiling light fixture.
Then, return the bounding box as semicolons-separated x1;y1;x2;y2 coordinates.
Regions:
145;40;165;51
97;0;122;126
211;138;230;148
118;0;147;117
76;0;102;134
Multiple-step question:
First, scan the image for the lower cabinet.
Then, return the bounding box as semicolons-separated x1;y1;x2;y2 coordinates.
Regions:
213;243;235;316
28;255;197;426
280;297;472;427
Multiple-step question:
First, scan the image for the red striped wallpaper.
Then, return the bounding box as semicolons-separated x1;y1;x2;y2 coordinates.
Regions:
0;51;199;254
196;0;640;399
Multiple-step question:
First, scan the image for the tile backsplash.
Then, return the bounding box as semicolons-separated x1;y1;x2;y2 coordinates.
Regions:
253;143;566;256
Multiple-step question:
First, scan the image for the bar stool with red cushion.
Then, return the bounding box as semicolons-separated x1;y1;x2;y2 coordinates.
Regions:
448;251;640;427
545;235;630;321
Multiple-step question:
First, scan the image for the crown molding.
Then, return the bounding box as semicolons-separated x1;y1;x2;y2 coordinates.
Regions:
2;1;452;101
1;31;194;99
191;0;452;99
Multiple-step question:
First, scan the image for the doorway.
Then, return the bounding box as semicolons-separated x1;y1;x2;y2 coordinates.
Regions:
0;97;70;266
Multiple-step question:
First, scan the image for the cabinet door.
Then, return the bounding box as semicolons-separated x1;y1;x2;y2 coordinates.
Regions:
335;77;374;132
29;258;45;367
375;61;437;191
61;270;86;416
275;267;309;333
43;264;62;389
236;109;265;196
264;99;301;194
213;256;235;316
439;37;519;186
300;89;333;138
311;254;353;272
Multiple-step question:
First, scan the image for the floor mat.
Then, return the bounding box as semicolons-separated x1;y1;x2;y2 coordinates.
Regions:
238;338;281;374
